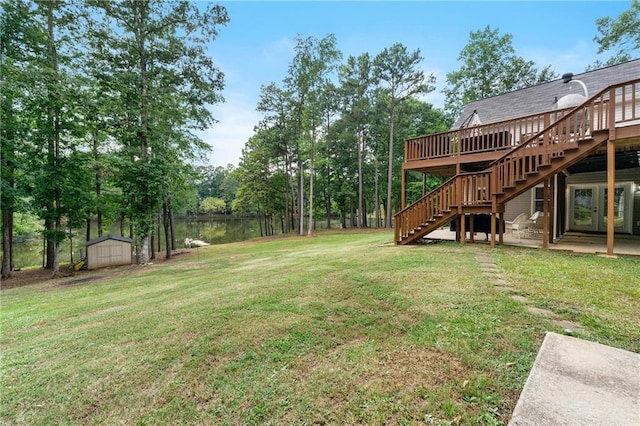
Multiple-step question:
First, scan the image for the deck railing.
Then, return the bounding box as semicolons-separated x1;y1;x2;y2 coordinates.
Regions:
394;171;492;243
404;78;640;163
491;78;639;192
395;77;640;244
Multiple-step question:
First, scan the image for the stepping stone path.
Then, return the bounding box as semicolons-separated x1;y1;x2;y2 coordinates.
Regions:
475;251;586;335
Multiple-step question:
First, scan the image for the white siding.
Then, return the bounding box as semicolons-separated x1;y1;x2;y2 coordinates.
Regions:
504;190;534;221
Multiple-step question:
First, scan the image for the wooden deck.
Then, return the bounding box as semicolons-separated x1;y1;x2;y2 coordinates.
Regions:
395;77;640;256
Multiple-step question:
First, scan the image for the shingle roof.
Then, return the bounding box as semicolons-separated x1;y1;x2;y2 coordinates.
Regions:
452;59;640;129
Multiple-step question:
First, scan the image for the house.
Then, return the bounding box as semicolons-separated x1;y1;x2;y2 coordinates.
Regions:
395;59;640;255
85;235;133;269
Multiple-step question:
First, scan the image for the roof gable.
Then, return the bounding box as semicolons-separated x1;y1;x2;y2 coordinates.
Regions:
453;59;640;129
86;235;133;247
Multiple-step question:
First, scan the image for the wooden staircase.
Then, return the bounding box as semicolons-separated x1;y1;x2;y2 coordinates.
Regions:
394;81;623;245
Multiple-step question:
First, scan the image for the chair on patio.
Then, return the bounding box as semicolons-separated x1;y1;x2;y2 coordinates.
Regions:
507;213;529;238
524;211;543;237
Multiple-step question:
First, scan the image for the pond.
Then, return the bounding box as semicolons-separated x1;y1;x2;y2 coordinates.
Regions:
11;215;265;270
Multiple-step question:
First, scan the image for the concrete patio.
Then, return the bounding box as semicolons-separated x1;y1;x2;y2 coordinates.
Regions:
508;332;640;425
424;229;640;257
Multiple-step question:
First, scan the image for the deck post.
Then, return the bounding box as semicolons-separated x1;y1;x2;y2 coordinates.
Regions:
498;212;504;245
460;214;466;245
401;169;406;210
549;176;555;243
542;178;550;249
469;214;475;243
607;139;615;256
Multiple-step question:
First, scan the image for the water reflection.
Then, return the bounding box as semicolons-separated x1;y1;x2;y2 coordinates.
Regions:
11;216;263;269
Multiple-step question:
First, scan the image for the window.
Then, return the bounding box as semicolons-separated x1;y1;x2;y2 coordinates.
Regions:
533;186;544;213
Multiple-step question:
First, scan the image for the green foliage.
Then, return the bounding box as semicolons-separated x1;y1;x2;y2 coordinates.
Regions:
374;43;435;227
591;0;640;68
444;26;557;121
199;196;226;215
12;212;42;236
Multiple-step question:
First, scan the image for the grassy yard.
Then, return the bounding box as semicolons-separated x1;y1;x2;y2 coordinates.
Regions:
1;230;639;425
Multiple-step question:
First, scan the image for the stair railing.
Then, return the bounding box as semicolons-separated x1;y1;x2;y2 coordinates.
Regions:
394;171;492;243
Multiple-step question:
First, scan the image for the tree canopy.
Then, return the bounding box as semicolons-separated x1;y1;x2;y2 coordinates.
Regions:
591;0;640;68
443;25;557;121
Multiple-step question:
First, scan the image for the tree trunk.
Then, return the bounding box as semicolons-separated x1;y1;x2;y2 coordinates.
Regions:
150;232;155;260
375;156;380;228
307;161;314;236
298;159;304;235
51;218;61;279
156;211;161;253
45;219;54;269
139;236;149;264
1;211;12;279
357;129;364;228
169;198;176;250
164;201;171;260
324;165;331;229
385;108;395;228
283;160;290;234
94;137;103;238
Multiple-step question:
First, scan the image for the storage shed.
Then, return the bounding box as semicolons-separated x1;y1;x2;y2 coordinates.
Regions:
85;235;133;270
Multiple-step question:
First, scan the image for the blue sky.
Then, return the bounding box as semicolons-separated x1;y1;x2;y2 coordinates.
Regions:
199;1;631;167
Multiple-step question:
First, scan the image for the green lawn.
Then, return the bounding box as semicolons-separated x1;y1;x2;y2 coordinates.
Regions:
2;231;639;425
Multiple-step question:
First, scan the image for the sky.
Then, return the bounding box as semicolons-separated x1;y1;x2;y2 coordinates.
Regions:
198;1;632;168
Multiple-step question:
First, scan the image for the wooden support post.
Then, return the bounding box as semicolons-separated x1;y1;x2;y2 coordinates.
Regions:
469;215;475;243
460;214;466;245
542;178;550;249
401;169;406;210
498;212;504;245
549;176;555;243
607;139;615;256
422;173;426;197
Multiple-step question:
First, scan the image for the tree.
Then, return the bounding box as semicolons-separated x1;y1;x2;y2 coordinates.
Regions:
89;0;228;263
374;43;435;228
199;197;226;215
592;0;640;68
444;26;556;121
284;34;341;235
256;82;296;233
339;53;375;227
21;0;87;277
0;0;42;278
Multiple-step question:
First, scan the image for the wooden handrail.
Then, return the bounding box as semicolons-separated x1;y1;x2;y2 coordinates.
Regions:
394;171;492;242
405;78;640;163
395;78;640;244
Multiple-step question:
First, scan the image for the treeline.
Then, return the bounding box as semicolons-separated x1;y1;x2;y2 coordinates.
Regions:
3;0;627;279
233;36;450;238
1;0;229;278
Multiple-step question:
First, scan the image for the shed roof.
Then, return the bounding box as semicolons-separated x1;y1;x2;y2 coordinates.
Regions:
452;59;640;129
86;235;133;247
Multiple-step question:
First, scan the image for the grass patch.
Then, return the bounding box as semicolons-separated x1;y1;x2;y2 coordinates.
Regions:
2;231;638;424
